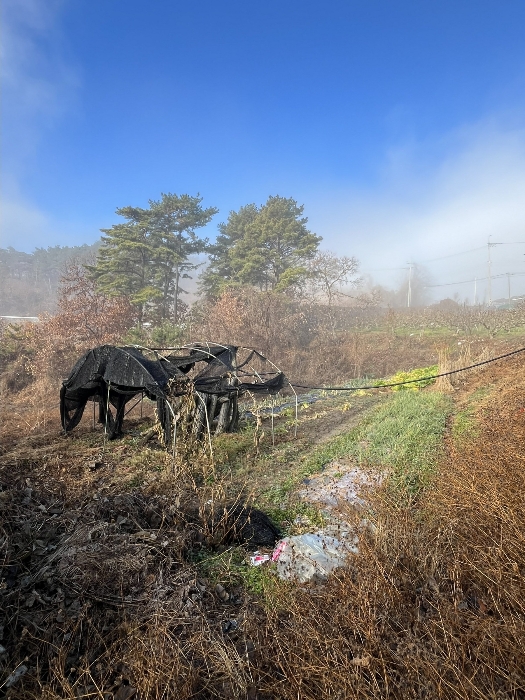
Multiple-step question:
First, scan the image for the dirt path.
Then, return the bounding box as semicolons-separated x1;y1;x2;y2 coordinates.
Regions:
224;392;384;501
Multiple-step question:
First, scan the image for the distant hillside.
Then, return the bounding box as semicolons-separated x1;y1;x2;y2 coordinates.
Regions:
0;242;101;316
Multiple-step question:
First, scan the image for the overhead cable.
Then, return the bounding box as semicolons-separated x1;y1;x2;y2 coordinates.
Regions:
289;346;525;392
425;272;525;288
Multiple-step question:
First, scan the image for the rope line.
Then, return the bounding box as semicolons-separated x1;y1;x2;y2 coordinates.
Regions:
289;346;525;392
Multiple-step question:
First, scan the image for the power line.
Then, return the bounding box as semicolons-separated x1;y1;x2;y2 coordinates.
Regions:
426;275;492;288
290;346;525;392
363;240;525;275
361;266;408;273
420;245;486;263
425;272;525;289
422;241;525;263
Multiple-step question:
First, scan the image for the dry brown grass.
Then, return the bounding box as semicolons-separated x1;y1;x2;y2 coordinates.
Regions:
239;356;525;699
1;345;525;698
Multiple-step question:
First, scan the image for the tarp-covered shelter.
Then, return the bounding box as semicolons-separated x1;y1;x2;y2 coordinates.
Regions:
60;344;286;441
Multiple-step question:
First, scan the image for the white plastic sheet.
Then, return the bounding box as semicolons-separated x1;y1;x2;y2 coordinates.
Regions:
272;532;358;583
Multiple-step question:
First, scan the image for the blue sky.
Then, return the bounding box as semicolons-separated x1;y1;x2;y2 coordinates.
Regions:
2;0;525;300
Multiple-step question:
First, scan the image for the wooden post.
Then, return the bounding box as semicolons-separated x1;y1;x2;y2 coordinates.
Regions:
215;397;232;435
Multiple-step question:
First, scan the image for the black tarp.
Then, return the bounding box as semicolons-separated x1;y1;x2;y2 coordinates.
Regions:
60;345;186;438
60;344;286;440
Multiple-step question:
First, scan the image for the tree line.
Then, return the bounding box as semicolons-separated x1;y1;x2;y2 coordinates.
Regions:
89;192;341;325
0;193;439;320
0;193;365;319
0;243;100;316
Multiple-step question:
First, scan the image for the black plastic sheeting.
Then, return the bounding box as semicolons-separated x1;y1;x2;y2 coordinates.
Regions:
60;344;285;440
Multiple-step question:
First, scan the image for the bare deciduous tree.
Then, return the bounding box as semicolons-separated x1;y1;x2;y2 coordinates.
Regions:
28;261;136;381
308;251;362;334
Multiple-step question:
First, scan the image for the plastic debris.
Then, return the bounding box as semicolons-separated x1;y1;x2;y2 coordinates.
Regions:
271;540;287;561
222;619;238;634
215;583;230;602
298;462;382;511
249;552;271;566
272;532;358;583
4;664;28;688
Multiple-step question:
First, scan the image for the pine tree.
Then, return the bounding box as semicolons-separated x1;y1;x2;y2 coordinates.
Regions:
90;193;217;323
200;196;321;297
89;207;159;326
148;193;217;321
199;203;259;299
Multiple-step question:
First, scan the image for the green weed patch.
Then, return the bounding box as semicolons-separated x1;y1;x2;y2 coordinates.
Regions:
376;364;439;390
264;501;326;533
263;391;453;501
353;391;452;494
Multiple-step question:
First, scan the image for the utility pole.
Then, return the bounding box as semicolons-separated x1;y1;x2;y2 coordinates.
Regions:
507;272;511;303
487;236;503;305
407;263;413;308
474;277;477;305
487;237;493;306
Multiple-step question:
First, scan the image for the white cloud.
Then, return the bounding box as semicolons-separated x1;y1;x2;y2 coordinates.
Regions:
1;0;79;172
307;117;525;300
0;186;97;251
0;0;84;251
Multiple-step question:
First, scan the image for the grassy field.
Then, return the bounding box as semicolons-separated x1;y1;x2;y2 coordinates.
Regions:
297;390;452;495
1;349;525;699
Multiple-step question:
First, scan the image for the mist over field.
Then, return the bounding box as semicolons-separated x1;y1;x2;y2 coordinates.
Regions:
2;3;525;699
